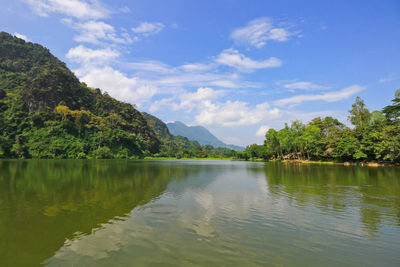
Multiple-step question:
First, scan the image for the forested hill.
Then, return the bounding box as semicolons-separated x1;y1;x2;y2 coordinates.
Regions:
0;32;160;158
0;32;238;159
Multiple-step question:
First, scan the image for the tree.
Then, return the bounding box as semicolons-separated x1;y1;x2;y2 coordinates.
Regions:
370;110;386;126
382;89;400;120
302;125;321;159
348;96;371;129
290;120;306;158
277;124;292;156
265;129;280;158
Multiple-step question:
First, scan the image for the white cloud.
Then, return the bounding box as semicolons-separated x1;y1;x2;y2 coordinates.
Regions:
209;80;241;88
231;17;294;48
149;87;226;112
216;48;282;72
118;6;131;13
256;125;270;137
379;73;398;83
75;66;157;105
23;0;109;20
179;87;226;111
14;32;29;41
196;101;280;127
153;72;258;90
179;63;213;72
66;45;120;64
274;85;365;107
124;60;173;74
68;48;260;111
132;22;165;36
282;81;330;91
65;20;133;44
120;55;260;93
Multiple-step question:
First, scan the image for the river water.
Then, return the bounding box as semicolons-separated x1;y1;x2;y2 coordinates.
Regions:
0;160;399;266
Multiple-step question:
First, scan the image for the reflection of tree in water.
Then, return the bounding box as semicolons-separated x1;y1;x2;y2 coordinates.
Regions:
0;160;200;266
253;162;400;236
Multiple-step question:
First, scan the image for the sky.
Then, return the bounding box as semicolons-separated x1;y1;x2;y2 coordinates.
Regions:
1;0;400;146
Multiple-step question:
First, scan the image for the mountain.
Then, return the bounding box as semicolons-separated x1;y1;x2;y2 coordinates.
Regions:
167;121;244;151
0;32;239;159
0;32;159;158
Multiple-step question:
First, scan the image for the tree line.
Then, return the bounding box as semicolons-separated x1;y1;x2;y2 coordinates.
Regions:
244;91;400;163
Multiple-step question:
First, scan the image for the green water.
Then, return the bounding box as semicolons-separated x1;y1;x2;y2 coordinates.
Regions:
0;160;399;266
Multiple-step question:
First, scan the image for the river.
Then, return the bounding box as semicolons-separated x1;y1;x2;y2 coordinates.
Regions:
0;160;399;266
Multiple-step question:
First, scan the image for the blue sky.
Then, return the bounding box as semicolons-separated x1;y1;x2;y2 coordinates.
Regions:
1;0;399;146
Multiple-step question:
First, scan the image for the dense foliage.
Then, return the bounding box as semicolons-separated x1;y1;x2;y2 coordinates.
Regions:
245;93;400;163
0;32;163;159
0;32;236;159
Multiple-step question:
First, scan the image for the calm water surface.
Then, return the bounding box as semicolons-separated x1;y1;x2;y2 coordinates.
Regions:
0;160;399;266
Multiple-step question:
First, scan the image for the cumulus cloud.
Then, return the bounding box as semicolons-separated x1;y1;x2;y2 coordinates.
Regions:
66;45;120;64
231;17;294;48
179;87;227;111
132;22;165;36
23;0;110;20
274;85;365;107
256;125;270;137
196;101;280;127
25;1;134;45
149;87;226;112
216;48;282;72
75;66;157;105
14;32;30;41
282;81;330;91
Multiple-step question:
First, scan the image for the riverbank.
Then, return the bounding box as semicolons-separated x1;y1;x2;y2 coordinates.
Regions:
144;157;236;160
278;159;398;167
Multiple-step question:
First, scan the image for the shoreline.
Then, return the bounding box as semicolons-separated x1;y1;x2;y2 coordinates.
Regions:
0;158;398;166
277;159;398;167
144;157;236;160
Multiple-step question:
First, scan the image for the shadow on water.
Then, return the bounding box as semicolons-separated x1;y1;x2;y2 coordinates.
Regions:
0;159;202;266
253;162;400;236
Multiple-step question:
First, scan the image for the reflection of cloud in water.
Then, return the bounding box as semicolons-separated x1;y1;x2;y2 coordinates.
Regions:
43;162;400;266
175;171;273;238
45;169;274;264
45;211;157;265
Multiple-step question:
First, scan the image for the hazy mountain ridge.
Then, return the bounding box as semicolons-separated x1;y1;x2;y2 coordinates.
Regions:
167;121;244;151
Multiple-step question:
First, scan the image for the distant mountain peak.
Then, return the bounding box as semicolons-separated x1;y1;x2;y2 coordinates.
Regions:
166;121;244;151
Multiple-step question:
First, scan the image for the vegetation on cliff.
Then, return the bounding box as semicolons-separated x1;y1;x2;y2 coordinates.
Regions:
0;32;236;159
0;32;160;158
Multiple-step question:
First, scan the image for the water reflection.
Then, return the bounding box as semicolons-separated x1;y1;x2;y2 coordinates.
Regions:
45;161;274;266
0;160;200;266
260;162;400;236
0;160;399;266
